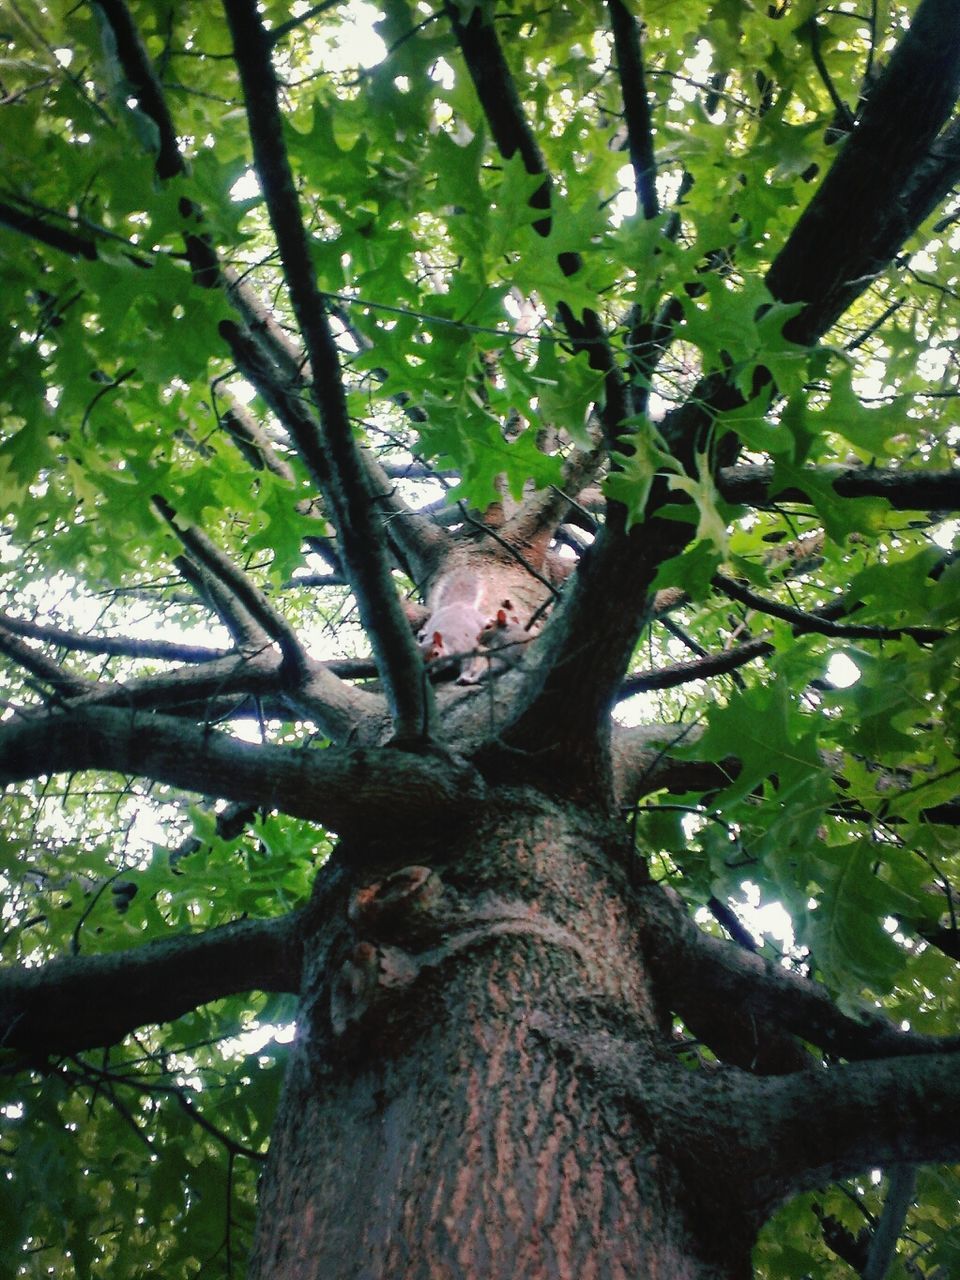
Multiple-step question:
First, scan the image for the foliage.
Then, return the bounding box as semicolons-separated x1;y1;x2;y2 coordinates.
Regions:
0;0;959;1276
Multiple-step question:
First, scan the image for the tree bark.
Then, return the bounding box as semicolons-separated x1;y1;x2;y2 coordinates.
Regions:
247;792;754;1280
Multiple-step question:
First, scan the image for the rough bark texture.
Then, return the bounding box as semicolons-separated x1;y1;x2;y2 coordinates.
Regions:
248;791;752;1280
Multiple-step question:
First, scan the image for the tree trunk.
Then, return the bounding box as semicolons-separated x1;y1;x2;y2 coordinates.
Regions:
248;789;753;1279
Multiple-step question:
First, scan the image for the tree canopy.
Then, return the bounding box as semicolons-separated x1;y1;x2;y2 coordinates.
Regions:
1;0;959;1276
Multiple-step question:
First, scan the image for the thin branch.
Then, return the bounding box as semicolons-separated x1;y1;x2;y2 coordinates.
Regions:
455;504;560;599
91;0;219;284
153;496;312;682
0;625;91;700
219;398;296;481
845;296;905;352
223;0;429;742
38;625;375;742
607;0;659;220
0;613;230;665
863;1165;917;1280
169;800;258;868
712;573;946;643
804;15;856;134
619;636;772;698
71;1056;267;1161
269;0;340;45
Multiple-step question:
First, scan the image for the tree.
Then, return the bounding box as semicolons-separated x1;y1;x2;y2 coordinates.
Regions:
1;0;959;1274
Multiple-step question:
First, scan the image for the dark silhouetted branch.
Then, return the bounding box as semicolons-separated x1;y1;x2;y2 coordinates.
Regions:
0;912;303;1054
223;0;429;742
716;463;960;511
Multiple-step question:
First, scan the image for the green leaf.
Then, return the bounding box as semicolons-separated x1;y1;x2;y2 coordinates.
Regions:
804;842;918;993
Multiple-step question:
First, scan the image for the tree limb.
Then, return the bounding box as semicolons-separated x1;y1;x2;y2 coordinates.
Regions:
444;1;629;454
0;613;231;664
225;273;444;580
742;1052;960;1210
93;0;185;180
0;625;92;701
0;705;486;839
767;0;960;343
220;396;296;481
223;0;429;742
154;495;312;681
716;463;960;512
637;883;960;1064
174;553;273;652
494;1;960;771
0;198;99;260
528;1012;960;1217
0;912;303;1055
863;1165;917;1280
607;0;658;220
619;636;772;699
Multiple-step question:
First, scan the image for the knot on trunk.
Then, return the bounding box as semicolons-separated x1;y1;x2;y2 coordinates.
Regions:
348;864;448;944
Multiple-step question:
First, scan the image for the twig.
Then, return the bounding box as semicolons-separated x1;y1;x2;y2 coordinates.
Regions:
269;0;340;45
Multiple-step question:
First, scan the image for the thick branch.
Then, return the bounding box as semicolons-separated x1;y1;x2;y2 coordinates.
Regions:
222;0;428;741
71;650;386;730
497;0;960;766
863;1166;916;1280
717;463;960;512
611;721;720;805
0;705;485;839
767;0;960;342
742;1052;960;1209
638;884;960;1063
0;912;302;1054
445;1;629;453
538;1009;960;1218
174;553;272;652
0;199;98;260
